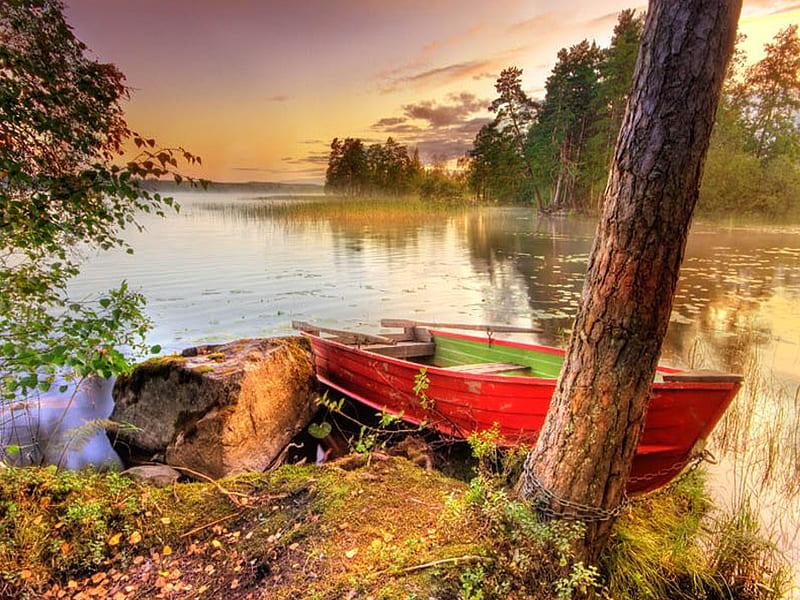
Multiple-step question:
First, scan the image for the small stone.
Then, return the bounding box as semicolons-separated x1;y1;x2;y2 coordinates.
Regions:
121;465;181;487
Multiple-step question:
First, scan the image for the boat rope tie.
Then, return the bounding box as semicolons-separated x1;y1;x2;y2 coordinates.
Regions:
521;449;716;522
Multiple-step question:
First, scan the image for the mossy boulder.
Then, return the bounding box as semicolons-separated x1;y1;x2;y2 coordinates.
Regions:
111;336;318;479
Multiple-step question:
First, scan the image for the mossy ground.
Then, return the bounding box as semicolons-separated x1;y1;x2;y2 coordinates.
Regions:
0;456;789;600
0;457;476;600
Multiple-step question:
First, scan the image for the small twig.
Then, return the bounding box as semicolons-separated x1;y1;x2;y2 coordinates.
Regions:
168;464;252;506
265;442;304;472
179;511;242;539
381;555;492;577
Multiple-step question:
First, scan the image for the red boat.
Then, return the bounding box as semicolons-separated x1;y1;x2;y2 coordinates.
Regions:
295;319;741;494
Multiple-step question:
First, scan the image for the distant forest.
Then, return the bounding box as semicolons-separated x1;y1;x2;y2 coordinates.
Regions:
143;180;324;195
325;10;800;215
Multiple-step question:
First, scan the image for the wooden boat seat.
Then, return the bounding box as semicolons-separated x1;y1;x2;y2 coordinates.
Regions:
445;362;531;375
365;341;435;359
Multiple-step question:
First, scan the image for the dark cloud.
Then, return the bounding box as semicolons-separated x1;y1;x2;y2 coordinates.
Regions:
472;71;496;81
372;117;407;128
282;151;330;166
389;117;490;163
401;92;487;128
368;91;492;163
378;123;424;134
268;95;289;102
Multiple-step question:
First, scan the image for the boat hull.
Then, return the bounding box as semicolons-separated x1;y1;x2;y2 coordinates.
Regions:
304;330;740;494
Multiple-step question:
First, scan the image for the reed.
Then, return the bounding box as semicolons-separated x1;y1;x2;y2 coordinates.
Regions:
200;194;471;227
683;320;800;593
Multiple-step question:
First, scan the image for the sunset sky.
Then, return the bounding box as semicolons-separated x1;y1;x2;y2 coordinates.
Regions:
64;0;800;183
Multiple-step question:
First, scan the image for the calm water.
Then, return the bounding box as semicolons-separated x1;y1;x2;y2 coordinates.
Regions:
47;192;800;590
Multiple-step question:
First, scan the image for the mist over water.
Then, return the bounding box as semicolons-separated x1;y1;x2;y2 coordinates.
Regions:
28;191;800;590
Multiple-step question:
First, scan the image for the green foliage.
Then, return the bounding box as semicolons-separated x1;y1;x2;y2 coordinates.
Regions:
413;368;433;410
0;466;147;586
443;472;604;599
699;26;800;215
603;470;790;600
308;421;333;439
527;39;603;212
325;137;466;201
325;136;423;197
459;565;486;600
467;11;643;212
416;166;467;203
0;1;200;413
314;391;421;457
465;13;799;216
468;68;540;205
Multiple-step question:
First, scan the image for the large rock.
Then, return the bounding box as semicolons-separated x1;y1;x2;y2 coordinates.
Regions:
111;336;318;479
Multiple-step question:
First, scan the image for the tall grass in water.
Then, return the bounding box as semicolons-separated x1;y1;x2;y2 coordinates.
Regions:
200;194;472;229
604;470;790;599
688;322;800;597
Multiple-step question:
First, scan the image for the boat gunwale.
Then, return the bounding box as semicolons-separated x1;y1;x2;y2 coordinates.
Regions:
301;330;741;392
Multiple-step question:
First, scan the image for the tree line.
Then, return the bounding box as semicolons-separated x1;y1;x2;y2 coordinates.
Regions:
324;137;466;201
466;11;800;215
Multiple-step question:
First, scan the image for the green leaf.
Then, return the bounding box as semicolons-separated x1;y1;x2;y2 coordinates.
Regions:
308;422;332;439
150;344;162;354
99;298;111;308
5;445;21;456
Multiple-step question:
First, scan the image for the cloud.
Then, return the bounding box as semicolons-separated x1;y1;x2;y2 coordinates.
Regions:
376;123;424;134
368;91;492;162
268;95;289;102
743;0;798;9
422;25;484;54
507;11;560;34
583;10;625;27
282;151;330;166
401;92;487;127
379;59;497;93
372;117;407;128
768;1;800;14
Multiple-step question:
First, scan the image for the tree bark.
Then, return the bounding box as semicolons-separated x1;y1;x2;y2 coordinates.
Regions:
520;0;742;565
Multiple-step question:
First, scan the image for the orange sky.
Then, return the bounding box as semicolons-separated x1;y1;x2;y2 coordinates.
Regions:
63;0;800;183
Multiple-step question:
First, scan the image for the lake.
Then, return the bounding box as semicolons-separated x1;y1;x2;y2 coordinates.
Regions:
39;192;800;590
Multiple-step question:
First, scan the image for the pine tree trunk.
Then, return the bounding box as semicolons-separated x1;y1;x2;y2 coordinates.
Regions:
520;0;742;566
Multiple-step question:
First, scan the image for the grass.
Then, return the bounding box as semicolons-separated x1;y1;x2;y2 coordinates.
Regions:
0;453;790;600
200;194;473;231
681;320;800;596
